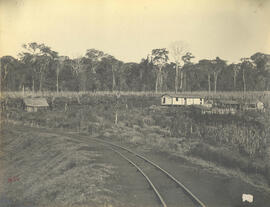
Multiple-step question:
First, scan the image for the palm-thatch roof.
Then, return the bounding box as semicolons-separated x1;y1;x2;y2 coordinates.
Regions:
218;100;239;105
23;97;49;107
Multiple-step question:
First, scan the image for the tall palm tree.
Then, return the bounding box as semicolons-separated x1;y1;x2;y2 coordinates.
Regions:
198;59;213;94
240;58;255;94
55;56;69;93
19;42;58;92
181;52;194;91
151;48;169;93
212;57;226;93
230;63;241;90
169;41;187;93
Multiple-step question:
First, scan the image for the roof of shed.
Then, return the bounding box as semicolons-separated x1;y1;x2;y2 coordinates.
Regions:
243;99;263;104
23;98;49;107
218;100;239;105
161;94;203;99
161;94;173;97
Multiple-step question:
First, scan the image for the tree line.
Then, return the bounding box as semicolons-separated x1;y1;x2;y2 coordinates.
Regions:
1;42;270;93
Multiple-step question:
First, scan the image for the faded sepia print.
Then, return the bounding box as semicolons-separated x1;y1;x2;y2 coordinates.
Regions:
0;0;270;206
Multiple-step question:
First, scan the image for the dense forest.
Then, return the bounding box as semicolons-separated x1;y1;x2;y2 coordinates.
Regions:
1;42;270;93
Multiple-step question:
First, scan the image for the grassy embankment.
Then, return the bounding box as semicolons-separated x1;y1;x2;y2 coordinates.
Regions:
1;92;270;190
0;125;120;207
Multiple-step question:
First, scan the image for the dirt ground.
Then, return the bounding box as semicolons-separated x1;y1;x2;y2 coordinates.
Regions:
1;124;270;207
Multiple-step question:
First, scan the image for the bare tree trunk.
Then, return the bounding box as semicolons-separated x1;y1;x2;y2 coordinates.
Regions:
159;66;162;91
115;110;118;125
39;72;43;92
233;71;237;90
183;72;187;91
208;73;211;94
32;78;35;92
18;74;25;92
159;67;163;92
0;59;2;93
83;73;87;91
0;59;1;93
78;72;87;92
112;66;116;91
214;72;218;94
139;68;143;81
175;63;179;93
139;68;143;91
155;66;162;93
56;68;59;93
180;70;183;91
1;65;8;91
155;72;159;93
243;69;246;94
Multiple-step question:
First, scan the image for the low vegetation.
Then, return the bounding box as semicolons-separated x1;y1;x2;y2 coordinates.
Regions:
1;94;270;189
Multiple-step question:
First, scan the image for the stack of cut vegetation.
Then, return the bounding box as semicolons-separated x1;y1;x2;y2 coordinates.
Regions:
0;126;117;207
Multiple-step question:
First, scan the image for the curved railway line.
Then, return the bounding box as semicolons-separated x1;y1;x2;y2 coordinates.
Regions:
70;135;207;207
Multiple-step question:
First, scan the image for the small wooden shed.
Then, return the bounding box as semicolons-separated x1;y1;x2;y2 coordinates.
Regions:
216;100;240;109
23;97;49;112
243;100;264;111
161;94;173;105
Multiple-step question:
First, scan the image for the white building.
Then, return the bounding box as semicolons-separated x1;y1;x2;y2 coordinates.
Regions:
161;94;205;106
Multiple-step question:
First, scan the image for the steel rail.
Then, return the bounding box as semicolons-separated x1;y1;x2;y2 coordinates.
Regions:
108;146;167;207
90;137;207;207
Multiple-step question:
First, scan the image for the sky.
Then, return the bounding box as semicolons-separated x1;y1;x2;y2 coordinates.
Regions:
0;0;270;63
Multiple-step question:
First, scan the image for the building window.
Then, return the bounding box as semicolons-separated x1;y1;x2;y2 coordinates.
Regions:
176;97;178;101
200;98;202;105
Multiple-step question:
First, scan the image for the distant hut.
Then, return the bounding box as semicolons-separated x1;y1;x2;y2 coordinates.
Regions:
161;94;173;105
216;100;240;110
202;99;213;108
23;97;49;112
243;100;264;111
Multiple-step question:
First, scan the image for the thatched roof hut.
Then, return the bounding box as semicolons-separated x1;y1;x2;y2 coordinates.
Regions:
23;97;49;112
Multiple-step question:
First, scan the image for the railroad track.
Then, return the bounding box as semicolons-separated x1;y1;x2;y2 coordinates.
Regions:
70;135;206;207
